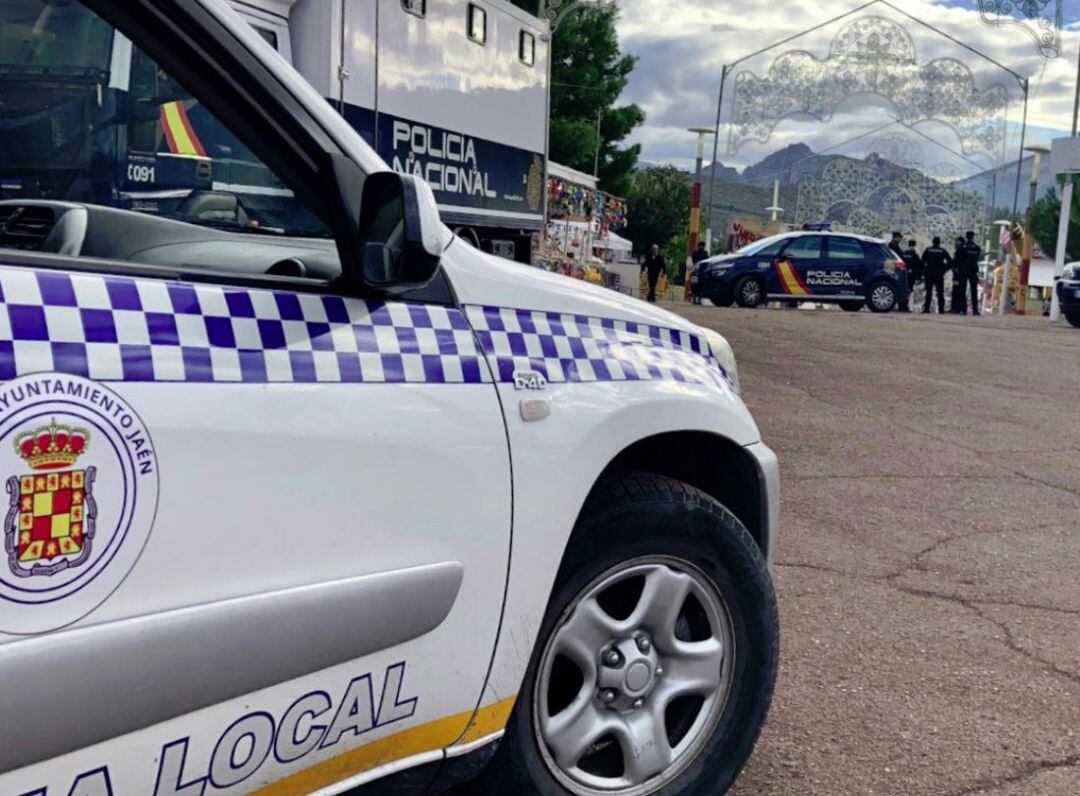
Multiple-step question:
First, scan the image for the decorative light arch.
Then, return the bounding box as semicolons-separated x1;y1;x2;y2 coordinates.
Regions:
978;0;1063;59
704;0;1031;232
727;16;1011;162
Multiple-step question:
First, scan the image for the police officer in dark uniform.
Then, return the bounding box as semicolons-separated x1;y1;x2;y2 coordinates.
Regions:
958;230;982;315
900;239;922;312
888;231;904;260
921;236;953;314
690;241;710;305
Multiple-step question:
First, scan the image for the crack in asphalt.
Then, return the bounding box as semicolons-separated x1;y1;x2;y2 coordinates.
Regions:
938;751;1080;796
1013;470;1080;499
777;521;1080;687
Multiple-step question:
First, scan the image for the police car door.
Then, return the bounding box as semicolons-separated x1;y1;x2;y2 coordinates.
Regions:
776;235;823;299
0;3;510;794
822;236;870;296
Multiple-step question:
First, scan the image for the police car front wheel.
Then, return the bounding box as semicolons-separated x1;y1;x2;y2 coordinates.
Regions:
734;277;764;309
868;282;898;313
478;473;779;796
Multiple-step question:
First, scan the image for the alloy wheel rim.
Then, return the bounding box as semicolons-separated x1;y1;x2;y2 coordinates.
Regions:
742;282;760;304
533;557;735;796
872;285;894;309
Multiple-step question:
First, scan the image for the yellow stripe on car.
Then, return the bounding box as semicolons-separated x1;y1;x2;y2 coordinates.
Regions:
250;697;517;796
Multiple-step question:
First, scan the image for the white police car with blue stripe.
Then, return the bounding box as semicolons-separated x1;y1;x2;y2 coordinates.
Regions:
0;1;779;794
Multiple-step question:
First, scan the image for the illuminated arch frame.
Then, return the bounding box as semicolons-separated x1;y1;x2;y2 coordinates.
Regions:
727;16;1012;164
978;0;1063;59
705;0;1030;230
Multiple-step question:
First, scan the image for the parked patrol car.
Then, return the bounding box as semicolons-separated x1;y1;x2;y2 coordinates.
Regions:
693;227;908;313
1056;262;1080;328
0;2;779;795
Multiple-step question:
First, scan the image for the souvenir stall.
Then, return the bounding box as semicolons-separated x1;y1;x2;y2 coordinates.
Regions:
538;162;629;288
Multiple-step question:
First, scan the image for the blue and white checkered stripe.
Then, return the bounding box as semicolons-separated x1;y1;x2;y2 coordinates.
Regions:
0;266;490;384
465;305;731;389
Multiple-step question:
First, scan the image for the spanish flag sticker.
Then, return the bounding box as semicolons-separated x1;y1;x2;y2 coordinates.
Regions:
775;259;812;296
160;101;208;158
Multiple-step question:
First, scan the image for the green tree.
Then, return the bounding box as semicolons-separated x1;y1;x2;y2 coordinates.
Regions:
627;166;690;258
1030;177;1080;262
550;7;645;197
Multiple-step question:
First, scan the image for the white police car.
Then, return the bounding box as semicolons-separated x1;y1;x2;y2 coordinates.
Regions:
0;2;779;795
693;227;907;313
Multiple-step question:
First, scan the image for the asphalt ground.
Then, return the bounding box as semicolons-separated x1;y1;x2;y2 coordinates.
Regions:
669;303;1080;796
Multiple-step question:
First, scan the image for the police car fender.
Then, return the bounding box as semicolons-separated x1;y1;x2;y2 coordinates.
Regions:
440;245;773;721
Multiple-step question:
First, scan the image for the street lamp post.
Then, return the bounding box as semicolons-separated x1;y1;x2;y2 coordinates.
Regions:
686;127;714;303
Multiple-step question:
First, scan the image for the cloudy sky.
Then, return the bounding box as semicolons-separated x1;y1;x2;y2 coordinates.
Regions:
616;0;1080;176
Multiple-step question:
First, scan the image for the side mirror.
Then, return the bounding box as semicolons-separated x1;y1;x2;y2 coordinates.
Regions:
357;171;444;291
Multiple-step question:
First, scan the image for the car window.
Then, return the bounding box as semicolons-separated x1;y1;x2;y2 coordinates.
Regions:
735;235;786;257
0;0;335;244
827;237;865;259
783;236;823;260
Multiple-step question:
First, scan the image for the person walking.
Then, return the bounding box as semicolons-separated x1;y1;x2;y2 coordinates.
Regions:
900;239;922;312
642;244;666;303
921;236;953;314
958;230;982;315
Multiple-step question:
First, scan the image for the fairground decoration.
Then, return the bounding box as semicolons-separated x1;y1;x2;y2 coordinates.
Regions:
793;135;988;247
978;0;1063;59
542;0;617;30
728;17;1011;163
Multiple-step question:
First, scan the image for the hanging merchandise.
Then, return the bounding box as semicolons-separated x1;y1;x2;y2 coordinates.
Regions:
547;178;628;234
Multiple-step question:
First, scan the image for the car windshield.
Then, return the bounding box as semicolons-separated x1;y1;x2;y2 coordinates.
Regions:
0;0;329;238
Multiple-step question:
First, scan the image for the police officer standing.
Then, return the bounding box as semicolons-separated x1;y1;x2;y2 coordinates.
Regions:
889;231;904;260
900;239;922;312
921;236;953;314
642;244;666;303
958;230;982;315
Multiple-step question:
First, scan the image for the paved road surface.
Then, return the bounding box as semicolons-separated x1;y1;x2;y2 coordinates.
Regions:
671;305;1080;796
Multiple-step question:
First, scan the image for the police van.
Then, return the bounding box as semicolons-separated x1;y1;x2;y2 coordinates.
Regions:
693;227;908;313
1;0;550;263
0;2;779;795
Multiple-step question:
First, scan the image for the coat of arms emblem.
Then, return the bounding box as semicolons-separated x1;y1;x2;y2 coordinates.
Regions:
4;420;97;578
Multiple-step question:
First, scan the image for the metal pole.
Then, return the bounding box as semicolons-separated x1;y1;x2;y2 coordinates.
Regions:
1050;178;1073;321
1073;42;1080;137
541;29;553;251
1011;79;1030;222
593;108;602;178
705;65;729;239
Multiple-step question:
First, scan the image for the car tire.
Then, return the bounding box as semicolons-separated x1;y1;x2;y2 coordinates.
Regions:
476;473;779;796
840;300;863;312
733;277;764;309
867;281;897;313
1065;309;1080;328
